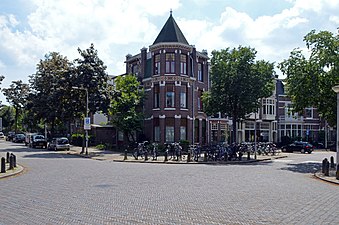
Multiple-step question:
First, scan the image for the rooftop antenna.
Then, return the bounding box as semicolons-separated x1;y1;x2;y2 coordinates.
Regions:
170;9;172;16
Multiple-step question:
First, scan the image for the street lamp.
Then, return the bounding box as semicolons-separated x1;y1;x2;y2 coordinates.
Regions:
331;85;339;167
72;86;89;155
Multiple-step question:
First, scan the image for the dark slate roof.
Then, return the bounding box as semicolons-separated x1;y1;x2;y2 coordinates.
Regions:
153;13;189;45
276;79;285;95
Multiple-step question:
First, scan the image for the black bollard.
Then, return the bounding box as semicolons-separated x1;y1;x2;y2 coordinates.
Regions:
1;157;5;173
164;151;168;162
144;151;148;161
330;156;335;169
204;152;207;162
336;164;339;180
187;152;191;163
9;155;14;170
124;149;128;160
324;160;330;176
247;152;250;160
322;158;328;174
6;152;10;163
12;154;16;168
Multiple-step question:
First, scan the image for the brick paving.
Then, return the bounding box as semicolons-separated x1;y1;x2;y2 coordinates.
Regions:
0;141;338;224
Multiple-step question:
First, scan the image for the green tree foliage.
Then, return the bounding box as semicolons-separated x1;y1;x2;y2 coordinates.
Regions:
109;74;144;143
28;52;73;134
73;43;110;115
203;46;275;143
2;80;30;132
279;29;339;126
0;105;15;132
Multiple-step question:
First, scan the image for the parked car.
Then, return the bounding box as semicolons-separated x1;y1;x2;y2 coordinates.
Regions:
6;131;15;141
0;132;4;139
281;141;314;154
13;133;26;143
30;134;47;148
47;137;70;151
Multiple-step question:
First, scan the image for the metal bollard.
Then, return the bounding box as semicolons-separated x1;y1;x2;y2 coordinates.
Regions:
12;154;16;168
204;152;207;162
322;158;328;174
324;160;330;176
187;152;191;163
6;152;10;163
336;164;339;180
1;157;5;173
330;156;335;169
144;151;148;161
9;155;14;170
247;152;250;160
124;149;128;160
164;151;168;162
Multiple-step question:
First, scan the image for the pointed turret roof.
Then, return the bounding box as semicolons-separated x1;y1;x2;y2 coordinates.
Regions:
153;12;189;45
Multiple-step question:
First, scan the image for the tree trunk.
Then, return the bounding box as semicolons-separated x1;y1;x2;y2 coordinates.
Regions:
14;107;18;133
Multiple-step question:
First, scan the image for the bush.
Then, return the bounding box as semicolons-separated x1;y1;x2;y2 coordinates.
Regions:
96;144;106;150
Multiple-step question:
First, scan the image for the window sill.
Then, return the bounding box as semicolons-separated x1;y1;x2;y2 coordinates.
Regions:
164;108;175;110
180;108;188;111
153;108;160;111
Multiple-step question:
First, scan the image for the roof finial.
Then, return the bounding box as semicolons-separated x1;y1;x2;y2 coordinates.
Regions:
170;9;172;16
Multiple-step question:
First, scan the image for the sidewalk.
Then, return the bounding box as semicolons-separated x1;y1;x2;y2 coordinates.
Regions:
65;146;288;164
0;163;24;179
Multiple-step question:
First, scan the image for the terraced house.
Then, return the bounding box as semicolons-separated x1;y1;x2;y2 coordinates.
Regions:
125;12;209;145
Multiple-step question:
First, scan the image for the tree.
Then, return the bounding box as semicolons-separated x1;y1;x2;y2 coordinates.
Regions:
2;80;30;133
73;43;110;116
28;52;74;134
0;105;15;132
279;29;339;126
203;46;275;143
109;74;144;143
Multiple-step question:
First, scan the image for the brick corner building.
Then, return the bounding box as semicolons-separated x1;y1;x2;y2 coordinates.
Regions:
125;12;209;145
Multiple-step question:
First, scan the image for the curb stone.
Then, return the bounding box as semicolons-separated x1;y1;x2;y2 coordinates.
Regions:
314;171;339;185
0;164;24;179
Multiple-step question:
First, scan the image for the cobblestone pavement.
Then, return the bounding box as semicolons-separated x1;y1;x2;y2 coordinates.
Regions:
0;140;338;225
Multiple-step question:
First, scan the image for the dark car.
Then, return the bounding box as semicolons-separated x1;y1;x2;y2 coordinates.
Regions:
30;134;47;148
6;131;15;141
47;137;70;151
281;141;313;154
13;133;25;143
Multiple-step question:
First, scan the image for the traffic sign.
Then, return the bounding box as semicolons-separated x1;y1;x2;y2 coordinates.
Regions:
84;117;91;130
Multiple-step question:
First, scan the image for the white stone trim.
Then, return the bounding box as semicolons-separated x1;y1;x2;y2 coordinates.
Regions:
159;115;166;119
175;115;181;119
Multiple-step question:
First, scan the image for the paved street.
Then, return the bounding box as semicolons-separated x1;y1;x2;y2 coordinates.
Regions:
0;140;338;225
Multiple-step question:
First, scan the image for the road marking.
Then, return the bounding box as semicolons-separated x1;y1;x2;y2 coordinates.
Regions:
300;161;320;163
273;159;293;163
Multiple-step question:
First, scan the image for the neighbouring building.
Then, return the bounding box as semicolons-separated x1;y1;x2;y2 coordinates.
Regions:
125;12;209;145
276;79;322;143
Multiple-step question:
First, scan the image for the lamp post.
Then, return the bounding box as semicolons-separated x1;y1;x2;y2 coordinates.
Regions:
72;86;89;155
331;85;339;167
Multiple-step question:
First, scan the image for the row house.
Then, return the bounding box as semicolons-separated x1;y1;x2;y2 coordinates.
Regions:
276;79;322;143
209;79;324;145
125;13;209;145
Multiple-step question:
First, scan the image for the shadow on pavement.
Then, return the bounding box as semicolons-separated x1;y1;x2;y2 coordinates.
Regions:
280;162;321;174
22;152;82;159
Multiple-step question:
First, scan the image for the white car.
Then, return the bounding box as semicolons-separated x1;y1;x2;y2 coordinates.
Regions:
0;132;4;139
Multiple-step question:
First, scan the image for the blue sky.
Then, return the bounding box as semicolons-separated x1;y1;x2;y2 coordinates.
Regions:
0;0;339;104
